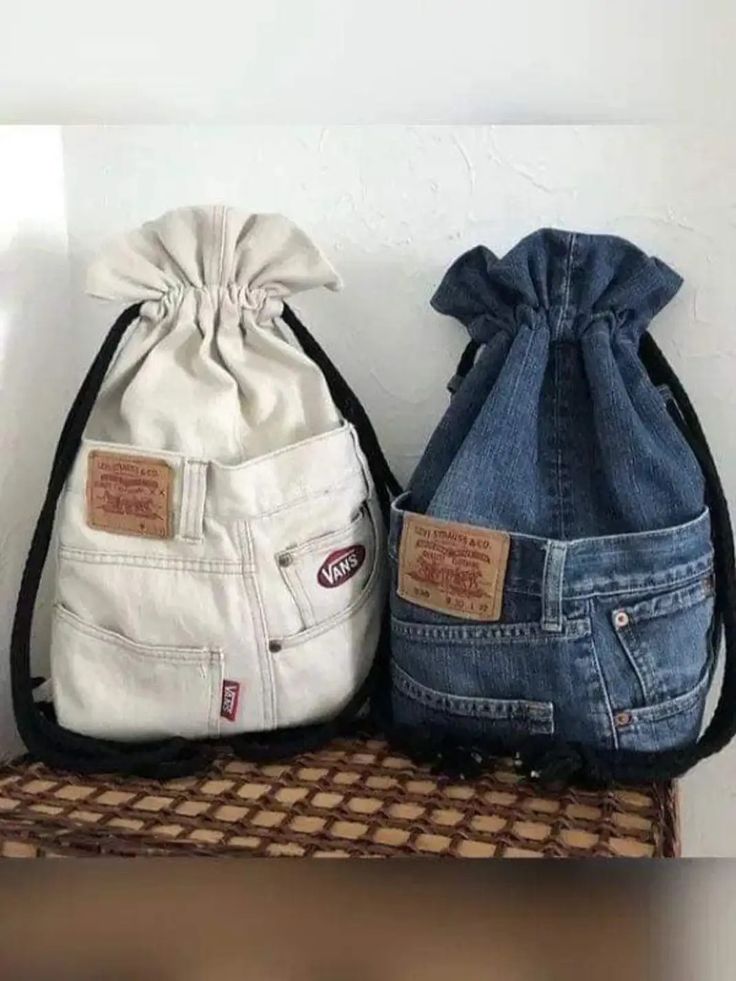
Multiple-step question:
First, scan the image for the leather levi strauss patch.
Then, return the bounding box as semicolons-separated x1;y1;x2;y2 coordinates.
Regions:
87;450;172;539
398;513;510;622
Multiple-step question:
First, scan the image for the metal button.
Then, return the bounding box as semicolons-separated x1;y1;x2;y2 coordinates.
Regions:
268;640;282;653
277;554;293;568
614;711;632;728
613;610;630;629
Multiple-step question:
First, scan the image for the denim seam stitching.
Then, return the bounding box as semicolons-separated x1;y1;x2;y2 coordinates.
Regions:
391;616;591;643
237;519;275;727
55;604;221;663
622;672;710;726
541;541;567;632
553;233;575;536
276;504;383;650
392;664;554;728
589;627;620;750
573;567;713;601
484;565;713;602
58;546;246;574
223;470;364;520
612;618;650;707
620;578;713;622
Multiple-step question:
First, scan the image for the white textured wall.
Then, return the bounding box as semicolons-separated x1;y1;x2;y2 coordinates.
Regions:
0;126;70;759
3;124;735;853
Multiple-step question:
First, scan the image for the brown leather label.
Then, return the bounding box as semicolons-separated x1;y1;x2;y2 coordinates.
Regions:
87;450;172;539
398;513;510;621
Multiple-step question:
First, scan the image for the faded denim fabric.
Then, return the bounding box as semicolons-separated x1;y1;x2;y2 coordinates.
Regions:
390;229;716;754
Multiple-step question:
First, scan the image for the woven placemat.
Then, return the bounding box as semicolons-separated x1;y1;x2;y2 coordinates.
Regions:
0;736;678;858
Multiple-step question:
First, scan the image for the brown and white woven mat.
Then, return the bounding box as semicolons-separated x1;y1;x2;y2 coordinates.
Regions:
0;736;678;858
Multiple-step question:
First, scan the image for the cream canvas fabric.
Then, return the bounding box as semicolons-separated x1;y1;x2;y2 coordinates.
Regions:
49;206;386;741
85;205;344;461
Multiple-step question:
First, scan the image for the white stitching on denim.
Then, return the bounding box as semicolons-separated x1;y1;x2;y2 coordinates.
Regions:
237;519;275;727
177;458;192;540
208;648;224;738
348;423;374;501
178;460;207;542
193;461;207;540
276;502;383;650
58;545;246;574
208;470;365;521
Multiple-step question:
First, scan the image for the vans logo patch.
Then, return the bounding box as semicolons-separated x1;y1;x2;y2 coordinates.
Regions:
317;545;366;588
220;680;241;722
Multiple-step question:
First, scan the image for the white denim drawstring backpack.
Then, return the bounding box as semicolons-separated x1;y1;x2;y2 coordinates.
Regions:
12;206;399;776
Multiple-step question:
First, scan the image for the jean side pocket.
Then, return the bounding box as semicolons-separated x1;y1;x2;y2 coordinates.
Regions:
613;668;711;753
611;575;715;706
277;502;378;633
606;575;715;752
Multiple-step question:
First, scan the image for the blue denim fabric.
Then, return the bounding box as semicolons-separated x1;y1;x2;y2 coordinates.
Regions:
390;229;716;754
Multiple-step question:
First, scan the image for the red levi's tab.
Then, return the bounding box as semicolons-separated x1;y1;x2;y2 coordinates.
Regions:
317;545;366;588
220;680;241;722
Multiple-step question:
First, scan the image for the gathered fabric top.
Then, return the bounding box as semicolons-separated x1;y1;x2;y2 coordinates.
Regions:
431;228;683;343
83;206;344;462
87;205;342;328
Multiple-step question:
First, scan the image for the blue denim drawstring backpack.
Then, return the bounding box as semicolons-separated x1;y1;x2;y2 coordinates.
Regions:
386;228;736;787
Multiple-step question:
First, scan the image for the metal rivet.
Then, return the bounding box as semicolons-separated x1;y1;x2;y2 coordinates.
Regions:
614;711;632;728
268;640;282;653
277;554;293;568
613;610;630;629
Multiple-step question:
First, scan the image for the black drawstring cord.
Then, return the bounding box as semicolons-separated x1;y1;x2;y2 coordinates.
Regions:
447;339;481;394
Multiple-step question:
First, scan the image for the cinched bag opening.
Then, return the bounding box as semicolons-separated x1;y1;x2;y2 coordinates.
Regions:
11;207;401;777
385;229;736;787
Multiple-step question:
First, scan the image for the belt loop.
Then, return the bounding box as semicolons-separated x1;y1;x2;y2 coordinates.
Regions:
177;459;207;542
348;423;373;500
541;541;567;632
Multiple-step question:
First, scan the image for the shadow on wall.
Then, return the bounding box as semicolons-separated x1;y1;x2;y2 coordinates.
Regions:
0;232;73;761
295;248;466;488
